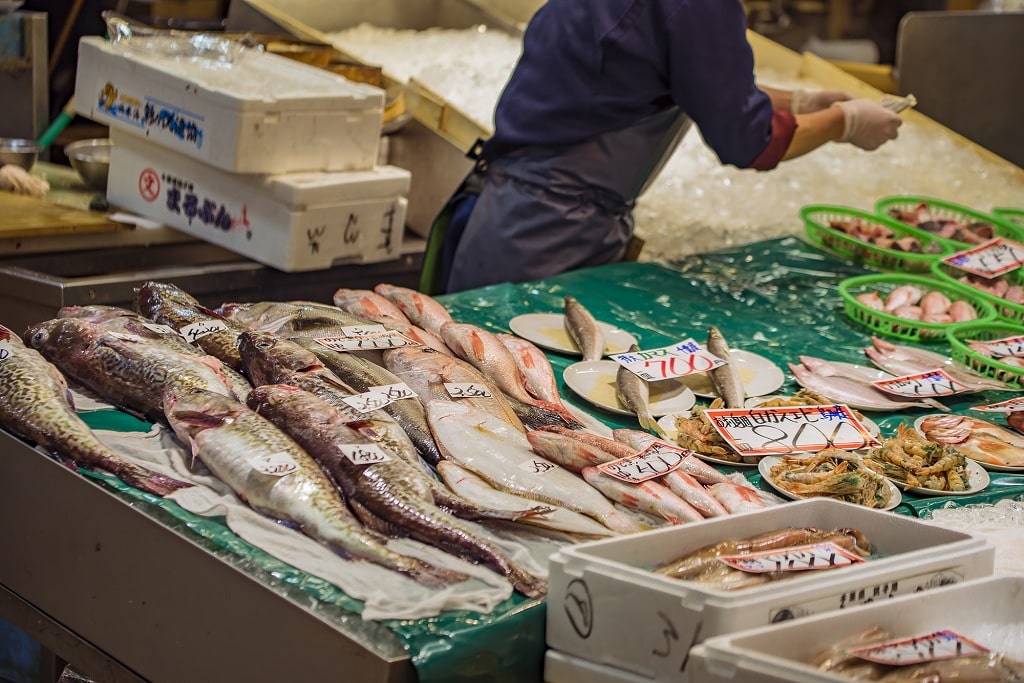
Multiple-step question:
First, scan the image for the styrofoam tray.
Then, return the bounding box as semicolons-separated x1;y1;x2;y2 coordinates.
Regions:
690;573;1021;683
546;498;993;681
75;36;384;173
545;650;653;683
107;130;409;272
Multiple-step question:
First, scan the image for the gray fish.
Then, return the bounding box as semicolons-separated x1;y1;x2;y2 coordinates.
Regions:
707;327;746;408
164;387;461;588
25;318;238;423
564;296;606;361
0;324;190;496
248;384;545;597
615;344;661;434
134;281;249;371
217;300;371;337
789;361;949;412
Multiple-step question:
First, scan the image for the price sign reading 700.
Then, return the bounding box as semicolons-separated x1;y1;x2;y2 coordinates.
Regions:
609;339;726;381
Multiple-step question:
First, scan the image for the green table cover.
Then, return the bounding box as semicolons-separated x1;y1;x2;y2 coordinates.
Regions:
73;236;1024;683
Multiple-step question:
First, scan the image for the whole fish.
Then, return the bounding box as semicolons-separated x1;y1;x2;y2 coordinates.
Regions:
707;481;769;514
217;300;377;343
291;337;444;466
612;429;729;485
440;322;536;404
504;393;586;431
0;324;190;496
134;281;248;371
540;426;638;459
427;400;645;533
789;362;950;412
374;284;453;336
383;346;525;431
59;305;252;400
920;414;1024;467
581;467;704;525
496;333;563;404
164;387;460;588
331;288;453;355
25;318;237;423
798;355;893;384
616;344;661;433
436;461;617;538
563;296;605;361
865;336;1009;391
526;429;617;472
248;384;545;597
707;327;746;408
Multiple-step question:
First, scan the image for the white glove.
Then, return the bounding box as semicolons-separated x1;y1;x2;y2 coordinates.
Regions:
833;99;903;151
791;89;851;114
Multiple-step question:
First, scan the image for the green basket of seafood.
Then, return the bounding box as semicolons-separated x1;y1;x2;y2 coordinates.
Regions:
929;258;1024;325
993;207;1024;229
839;273;997;343
801;204;957;273
875;195;1024;249
946;320;1024;389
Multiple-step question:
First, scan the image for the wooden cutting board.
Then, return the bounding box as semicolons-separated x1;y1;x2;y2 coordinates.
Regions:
0;190;122;238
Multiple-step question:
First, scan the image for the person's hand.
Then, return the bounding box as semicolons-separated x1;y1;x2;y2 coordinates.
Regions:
833;99;903;151
791;89;851;114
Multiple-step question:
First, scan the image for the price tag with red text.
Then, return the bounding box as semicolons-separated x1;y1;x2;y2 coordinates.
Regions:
719;541;866;574
705;404;879;457
597;442;690;483
971;396;1024;412
850;629;988;666
967;334;1024;359
609;339;726;381
873;369;969;397
943;237;1024;278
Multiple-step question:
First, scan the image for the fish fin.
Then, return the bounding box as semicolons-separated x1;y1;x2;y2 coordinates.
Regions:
468;329;487;360
170;409;230;430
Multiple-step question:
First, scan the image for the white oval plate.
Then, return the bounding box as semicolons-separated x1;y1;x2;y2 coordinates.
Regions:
743;395;882;438
913;414;1024;472
509;313;637;357
673;350;785;399
563;360;695;418
655;412;759;468
898;458;990;497
758;456;902;511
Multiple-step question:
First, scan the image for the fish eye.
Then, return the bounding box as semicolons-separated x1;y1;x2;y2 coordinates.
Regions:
256;339;272;349
31;330;46;344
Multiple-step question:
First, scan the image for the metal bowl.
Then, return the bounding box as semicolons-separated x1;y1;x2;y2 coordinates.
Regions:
64;138;112;192
0;138;39;171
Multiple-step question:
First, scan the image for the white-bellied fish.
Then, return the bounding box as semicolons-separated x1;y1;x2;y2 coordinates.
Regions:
563;296;605;361
707;327;746;408
374;284;453;336
581;467;704;525
865;336;1009;391
615;344;661;434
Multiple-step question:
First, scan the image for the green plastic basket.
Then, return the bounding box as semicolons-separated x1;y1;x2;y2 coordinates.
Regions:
993;207;1024;229
839;273;998;343
930;259;1024;326
946;320;1024;389
801;204;957;273
875;196;1024;249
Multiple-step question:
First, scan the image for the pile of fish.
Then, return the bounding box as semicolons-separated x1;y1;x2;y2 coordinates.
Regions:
789;355;949;412
826;216;941;254
654;526;872;591
955;272;1024;306
0;282;777;601
920;415;1024;468
862;424;971;492
864;336;1011;392
765;450;894;509
854;283;979;323
886;202;998;245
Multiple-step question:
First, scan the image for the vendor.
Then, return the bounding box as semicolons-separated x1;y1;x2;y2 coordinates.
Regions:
425;0;903;294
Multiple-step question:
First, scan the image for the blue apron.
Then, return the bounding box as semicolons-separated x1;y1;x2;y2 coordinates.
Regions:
431;107;692;294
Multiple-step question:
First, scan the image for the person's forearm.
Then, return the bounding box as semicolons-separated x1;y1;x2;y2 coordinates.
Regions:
782;107;846;160
758;86;793;113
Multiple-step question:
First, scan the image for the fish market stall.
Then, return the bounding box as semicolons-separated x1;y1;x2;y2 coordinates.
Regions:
3;234;1024;683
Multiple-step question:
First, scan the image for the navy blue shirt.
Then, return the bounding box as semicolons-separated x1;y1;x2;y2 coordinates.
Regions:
485;0;776;169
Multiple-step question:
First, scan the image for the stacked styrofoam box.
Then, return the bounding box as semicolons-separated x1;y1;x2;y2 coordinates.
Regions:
75;35;411;271
688;574;1024;682
545;499;995;683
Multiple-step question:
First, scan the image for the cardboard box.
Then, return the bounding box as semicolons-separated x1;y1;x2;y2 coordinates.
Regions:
107;130;409;272
75;36;383;174
689;573;1024;683
546;499;994;681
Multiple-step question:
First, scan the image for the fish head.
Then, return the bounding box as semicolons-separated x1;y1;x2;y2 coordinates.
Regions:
24;318;98;354
164;386;244;440
238;331;321;385
245;383;305;414
134;281;198;318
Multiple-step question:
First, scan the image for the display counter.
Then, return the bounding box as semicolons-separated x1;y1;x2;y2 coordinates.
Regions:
2;236;1022;683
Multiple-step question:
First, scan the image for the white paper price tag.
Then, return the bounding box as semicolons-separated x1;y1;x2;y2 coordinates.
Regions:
597;443;688;483
315;331;419;351
967;334;1024;359
719;541;865;574
338;444;392;465
179;319;229;342
942;237;1024;278
873;369;968;397
609;339;726;381
972;396;1024;412
142;322;182;337
850;629;988;666
0;341;13;361
341;383;416;413
445;382;492;398
245;451;300;477
705;404;879;457
339;324;388;337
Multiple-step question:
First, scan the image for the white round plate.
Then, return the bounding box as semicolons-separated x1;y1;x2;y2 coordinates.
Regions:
758;456;902;511
655;412;759;468
899;459;990;497
509;313;637;357
673;350;785;399
563;360;695;418
743;395;881;438
913;414;1024;472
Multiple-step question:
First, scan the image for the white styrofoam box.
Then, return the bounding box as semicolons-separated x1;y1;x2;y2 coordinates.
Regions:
546;499;994;682
107;130;409;272
75;36;383;173
689;573;1024;683
545;650;653;683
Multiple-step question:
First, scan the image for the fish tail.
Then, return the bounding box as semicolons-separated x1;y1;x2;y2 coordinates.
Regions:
119;467;193;497
923;398;952;413
508;566;547;598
